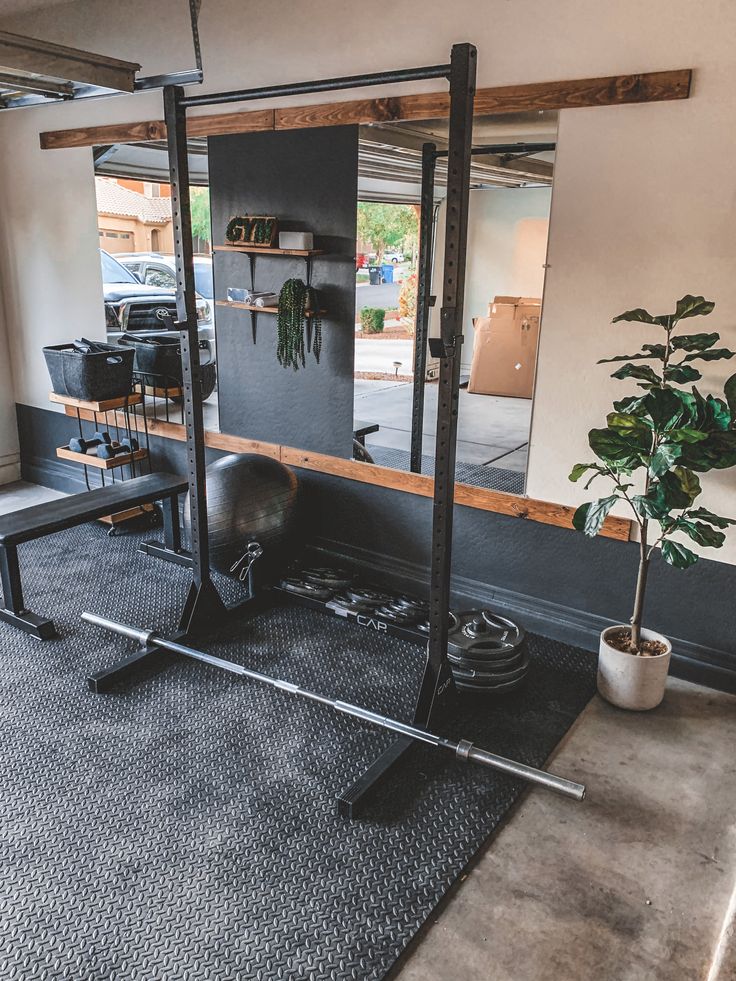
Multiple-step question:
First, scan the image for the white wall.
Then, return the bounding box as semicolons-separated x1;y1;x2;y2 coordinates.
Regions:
0;0;735;560
433;187;551;368
0;300;19;485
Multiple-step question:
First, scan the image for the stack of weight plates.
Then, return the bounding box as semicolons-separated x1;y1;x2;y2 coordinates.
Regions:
447;609;530;693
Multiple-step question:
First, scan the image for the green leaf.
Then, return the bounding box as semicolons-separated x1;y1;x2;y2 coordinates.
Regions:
687;507;736;528
673;295;715;321
643;388;687;430
642;343;668;358
664;364;702;384
666;427;708;444
573;495;619;537
679;430;736;472
672;466;701;502
682;348;735;363
661;540;699;568
612;307;659;325
588;427;649;469
671;333;720;352
649;442;682;478
611;363;663;386
725;374;736;419
675;520;726;548
633;492;667;520
613;395;647;415
598;353;657;363
569;463;596;482
606;412;652;436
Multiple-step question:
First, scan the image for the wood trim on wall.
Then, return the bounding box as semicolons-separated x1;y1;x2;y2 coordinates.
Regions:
39;69;691;149
63;404;632;541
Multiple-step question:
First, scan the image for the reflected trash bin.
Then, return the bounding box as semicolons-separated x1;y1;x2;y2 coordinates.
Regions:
368;265;382;285
380;264;394;284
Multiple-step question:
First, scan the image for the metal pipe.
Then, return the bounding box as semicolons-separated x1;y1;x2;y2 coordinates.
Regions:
180;63;451;109
81;611;586;801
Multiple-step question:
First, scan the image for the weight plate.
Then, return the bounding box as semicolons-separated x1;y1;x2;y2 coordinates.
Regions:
325;594;377;616
448;609;526;658
388;596;429;616
279;578;334;601
373;606;418;625
345;587;393;607
447;646;527;672
453;673;527;695
302;567;354;589
451;656;530;687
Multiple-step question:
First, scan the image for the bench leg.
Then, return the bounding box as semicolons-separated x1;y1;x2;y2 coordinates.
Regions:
0;545;56;640
139;494;192;568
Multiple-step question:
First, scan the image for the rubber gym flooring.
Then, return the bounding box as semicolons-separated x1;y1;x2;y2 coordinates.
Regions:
0;523;596;980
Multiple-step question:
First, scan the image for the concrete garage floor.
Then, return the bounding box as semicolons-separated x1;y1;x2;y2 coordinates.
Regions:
394;678;736;981
355;378;531;471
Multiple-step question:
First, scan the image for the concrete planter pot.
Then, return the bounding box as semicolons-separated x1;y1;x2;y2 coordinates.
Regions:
597;626;672;711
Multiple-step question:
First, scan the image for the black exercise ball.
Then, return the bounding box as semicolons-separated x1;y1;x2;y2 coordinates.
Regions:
184;453;299;580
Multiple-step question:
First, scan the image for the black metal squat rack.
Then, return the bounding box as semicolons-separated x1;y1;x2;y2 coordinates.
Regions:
88;44;585;814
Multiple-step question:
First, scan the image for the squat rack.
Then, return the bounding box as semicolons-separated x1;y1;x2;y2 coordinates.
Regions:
88;43;585;815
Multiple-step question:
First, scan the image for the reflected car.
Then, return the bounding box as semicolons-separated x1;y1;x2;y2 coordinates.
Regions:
117;252;214;302
101;250;216;397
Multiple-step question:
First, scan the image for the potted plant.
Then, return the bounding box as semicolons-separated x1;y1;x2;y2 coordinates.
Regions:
570;295;736;710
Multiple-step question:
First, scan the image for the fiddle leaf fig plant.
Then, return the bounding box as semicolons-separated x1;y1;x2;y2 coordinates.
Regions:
570;295;736;653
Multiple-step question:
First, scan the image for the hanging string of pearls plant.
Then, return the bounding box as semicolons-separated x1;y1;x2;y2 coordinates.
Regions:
276;279;322;371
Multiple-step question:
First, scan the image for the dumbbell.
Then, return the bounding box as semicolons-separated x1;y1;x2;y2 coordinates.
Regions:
97;437;139;460
69;431;111;454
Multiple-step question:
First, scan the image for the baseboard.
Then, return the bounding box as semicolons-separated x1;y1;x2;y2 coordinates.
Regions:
21;453;90;494
0;456;20;485
312;537;736;696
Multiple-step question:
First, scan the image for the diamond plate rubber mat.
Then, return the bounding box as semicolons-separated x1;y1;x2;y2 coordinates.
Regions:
0;523;596;980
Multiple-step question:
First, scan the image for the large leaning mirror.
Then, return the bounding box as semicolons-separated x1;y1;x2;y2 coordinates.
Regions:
352;110;558;495
91;108;557;497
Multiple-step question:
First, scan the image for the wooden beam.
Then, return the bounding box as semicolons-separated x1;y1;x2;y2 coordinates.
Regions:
189;108;274;138
40;108;274;151
63;406;631;539
275;69;691;130
280;447;632;541
42;118;167;149
39;69;691;150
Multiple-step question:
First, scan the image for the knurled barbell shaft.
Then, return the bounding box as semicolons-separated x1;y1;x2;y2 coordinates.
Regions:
81;611;586;801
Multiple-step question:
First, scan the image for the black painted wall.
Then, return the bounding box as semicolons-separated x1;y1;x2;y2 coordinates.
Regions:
208;127;358;458
17;402;736;694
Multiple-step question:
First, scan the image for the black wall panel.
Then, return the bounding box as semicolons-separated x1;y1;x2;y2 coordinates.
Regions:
208;127;358;458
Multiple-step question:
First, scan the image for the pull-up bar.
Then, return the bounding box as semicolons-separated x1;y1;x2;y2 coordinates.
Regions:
181;62;452;109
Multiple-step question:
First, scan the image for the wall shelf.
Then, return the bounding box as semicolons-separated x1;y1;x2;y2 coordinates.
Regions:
49;391;142;413
214;245;324;257
57;444;148;470
216;300;324;317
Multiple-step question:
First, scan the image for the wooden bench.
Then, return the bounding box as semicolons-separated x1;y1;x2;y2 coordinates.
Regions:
0;472;188;640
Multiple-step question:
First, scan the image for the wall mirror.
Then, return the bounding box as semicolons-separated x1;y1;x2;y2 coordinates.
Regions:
352;110;557;497
92;108;557;497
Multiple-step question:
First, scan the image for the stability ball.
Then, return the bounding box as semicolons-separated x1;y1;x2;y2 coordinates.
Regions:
184;453;299;580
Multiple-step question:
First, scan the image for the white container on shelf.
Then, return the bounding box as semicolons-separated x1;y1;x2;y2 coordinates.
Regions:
279;231;314;251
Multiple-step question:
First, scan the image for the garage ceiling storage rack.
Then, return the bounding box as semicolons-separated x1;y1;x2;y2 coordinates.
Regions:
0;0;202;110
86;42;586;816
